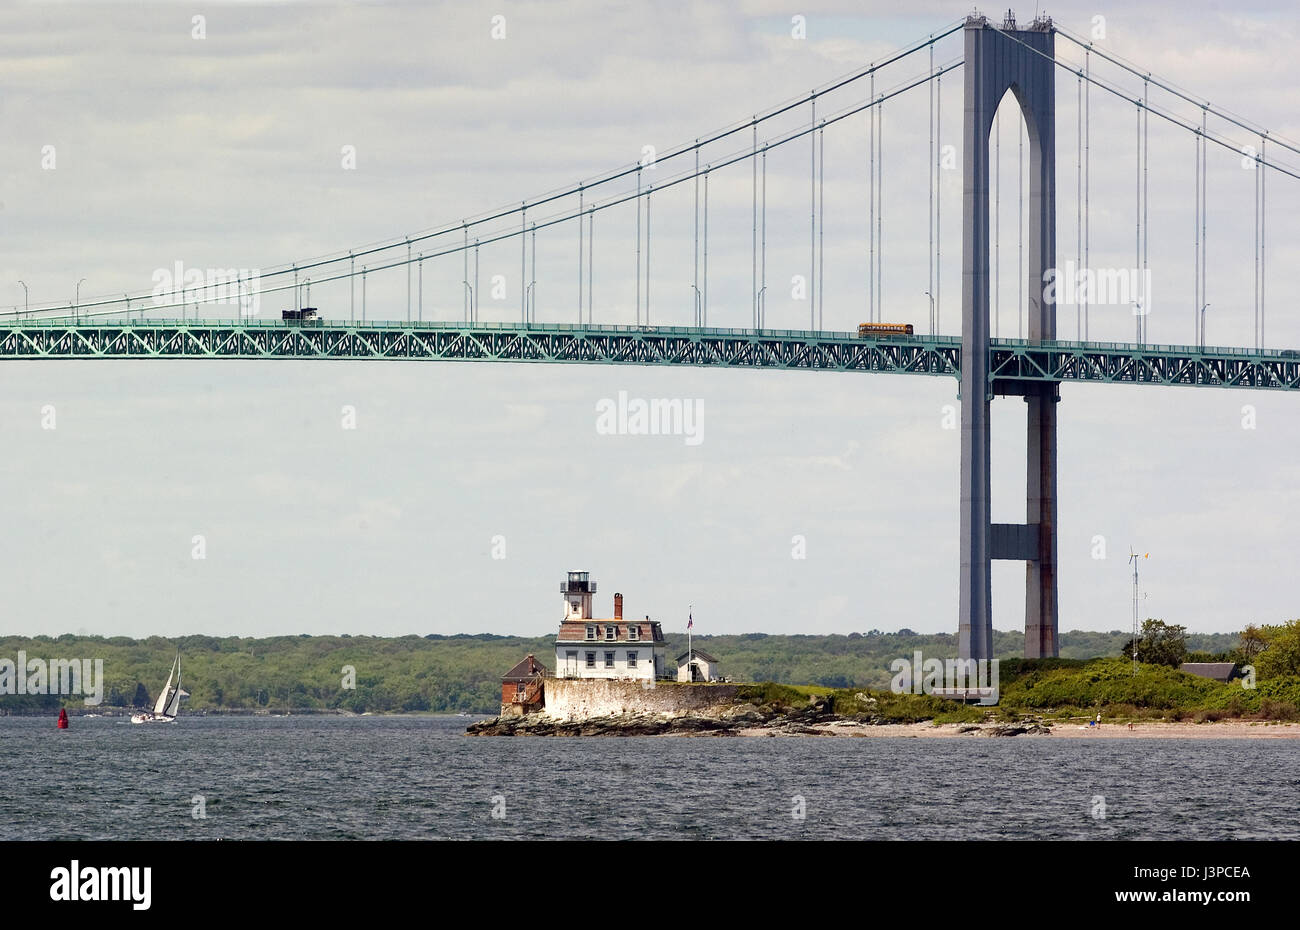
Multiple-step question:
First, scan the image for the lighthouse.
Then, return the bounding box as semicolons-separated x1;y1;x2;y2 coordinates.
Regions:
561;570;596;619
555;571;665;680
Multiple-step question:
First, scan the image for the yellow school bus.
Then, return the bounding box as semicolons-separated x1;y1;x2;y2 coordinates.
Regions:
857;322;914;337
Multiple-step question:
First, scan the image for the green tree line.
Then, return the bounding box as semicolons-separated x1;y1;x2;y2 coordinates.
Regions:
0;627;1253;715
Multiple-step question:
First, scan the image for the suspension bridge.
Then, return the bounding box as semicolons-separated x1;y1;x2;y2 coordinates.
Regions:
6;12;1297;662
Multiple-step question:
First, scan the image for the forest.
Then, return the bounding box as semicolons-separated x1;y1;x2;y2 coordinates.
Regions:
0;626;1246;715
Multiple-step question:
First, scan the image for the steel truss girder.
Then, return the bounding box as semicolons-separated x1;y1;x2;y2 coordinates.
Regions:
0;322;962;376
2;323;1297;391
989;342;1300;391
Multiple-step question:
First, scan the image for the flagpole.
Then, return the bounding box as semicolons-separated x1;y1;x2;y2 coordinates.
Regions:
688;605;693;682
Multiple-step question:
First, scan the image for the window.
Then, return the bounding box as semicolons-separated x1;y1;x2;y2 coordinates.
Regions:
515;681;526;695
628;626;639;641
627;652;638;668
585;626;595;640
585;652;596;668
605;626;616;641
604;652;615;668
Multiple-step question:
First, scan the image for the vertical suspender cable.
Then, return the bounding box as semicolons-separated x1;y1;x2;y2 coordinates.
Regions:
406;239;411;322
1084;48;1090;341
578;187;584;323
646;185;652;325
1253;139;1263;353
1135;105;1141;344
588;209;594;324
474;241;479;323
1201;106;1207;345
753;119;758;329
761;144;767;328
877;99;884;323
694;142;700;326
995;108;1000;339
636;166;642;326
1254;141;1260;349
462;224;468;323
929;42;935;337
418;254;423;322
703;168;709;327
350;252;355;323
1193;129;1200;344
810;94;816;330
1142;80;1149;344
1076;75;1082;341
819;123;825;331
936;71;941;334
1018;119;1024;340
869;72;875;324
514;206;520;323
530;224;537;323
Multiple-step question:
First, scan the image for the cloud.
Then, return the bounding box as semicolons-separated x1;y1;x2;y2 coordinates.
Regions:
0;1;1296;638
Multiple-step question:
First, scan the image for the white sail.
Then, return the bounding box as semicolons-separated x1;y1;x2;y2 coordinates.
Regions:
163;656;182;717
152;653;179;715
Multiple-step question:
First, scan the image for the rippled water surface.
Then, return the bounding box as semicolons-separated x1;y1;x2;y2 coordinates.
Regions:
3;715;1297;840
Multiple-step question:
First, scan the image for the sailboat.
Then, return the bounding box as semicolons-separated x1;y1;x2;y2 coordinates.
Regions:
131;652;183;724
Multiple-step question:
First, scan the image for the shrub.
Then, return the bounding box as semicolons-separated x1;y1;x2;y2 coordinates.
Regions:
1258;698;1300;721
734;682;807;709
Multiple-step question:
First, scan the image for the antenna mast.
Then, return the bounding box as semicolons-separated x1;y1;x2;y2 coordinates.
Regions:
1128;548;1148;677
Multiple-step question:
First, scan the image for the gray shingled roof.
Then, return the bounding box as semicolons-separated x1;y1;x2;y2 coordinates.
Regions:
1179;662;1237;680
675;649;719;664
502;654;550;681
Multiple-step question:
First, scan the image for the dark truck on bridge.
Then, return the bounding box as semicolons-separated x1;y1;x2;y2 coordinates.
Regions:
282;308;321;326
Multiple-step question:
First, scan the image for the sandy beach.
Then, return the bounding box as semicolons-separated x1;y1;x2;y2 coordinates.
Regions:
733;719;1300;739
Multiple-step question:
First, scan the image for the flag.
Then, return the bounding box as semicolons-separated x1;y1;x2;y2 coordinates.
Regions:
687;613;693;630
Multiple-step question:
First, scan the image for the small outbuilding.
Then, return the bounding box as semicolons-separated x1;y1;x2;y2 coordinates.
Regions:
1179;662;1240;683
500;654;549;716
676;649;721;683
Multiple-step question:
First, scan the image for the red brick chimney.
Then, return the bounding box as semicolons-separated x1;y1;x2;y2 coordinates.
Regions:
614;592;623;620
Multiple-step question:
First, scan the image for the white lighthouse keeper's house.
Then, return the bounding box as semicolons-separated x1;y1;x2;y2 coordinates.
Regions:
554;571;666;681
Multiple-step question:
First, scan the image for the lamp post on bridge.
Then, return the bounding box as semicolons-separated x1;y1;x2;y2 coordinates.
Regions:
75;278;86;323
1199;303;1211;349
17;281;27;320
925;290;935;336
462;281;474;324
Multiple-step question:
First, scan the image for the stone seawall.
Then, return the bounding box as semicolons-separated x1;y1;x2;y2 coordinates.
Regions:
543;678;740;721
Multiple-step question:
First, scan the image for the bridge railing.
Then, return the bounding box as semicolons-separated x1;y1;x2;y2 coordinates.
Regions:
992;337;1294;359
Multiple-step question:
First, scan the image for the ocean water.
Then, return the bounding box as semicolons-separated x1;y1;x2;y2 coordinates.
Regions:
3;714;1297;840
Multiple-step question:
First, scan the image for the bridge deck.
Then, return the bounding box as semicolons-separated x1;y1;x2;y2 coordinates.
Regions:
1;320;1296;391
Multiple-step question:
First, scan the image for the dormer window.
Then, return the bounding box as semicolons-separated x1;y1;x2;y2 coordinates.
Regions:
585;626;595;640
605;625;616;641
628;625;639;641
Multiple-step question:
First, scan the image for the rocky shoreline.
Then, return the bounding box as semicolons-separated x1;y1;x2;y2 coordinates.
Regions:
466;696;1053;738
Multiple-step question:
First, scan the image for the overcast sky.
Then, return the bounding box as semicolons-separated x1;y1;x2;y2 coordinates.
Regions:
2;0;1299;640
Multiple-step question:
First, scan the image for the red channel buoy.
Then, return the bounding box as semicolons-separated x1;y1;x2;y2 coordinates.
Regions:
57;708;69;729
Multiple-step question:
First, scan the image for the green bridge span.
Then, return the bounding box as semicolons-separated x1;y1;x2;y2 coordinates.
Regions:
1;320;1297;392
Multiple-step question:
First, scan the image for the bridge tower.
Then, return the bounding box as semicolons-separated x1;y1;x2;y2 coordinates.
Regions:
959;12;1059;661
